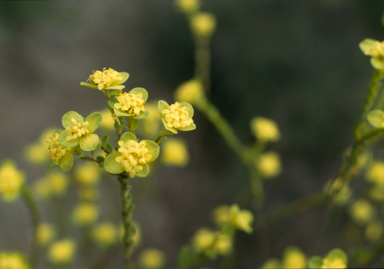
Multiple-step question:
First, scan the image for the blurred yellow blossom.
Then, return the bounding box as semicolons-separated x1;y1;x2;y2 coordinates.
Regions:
192;228;215;250
71;203;98;226
360;39;384;70
250;117;280;142
74;162;100;185
326;178;352;206
282;246;306;269
0;161;24;202
365;220;383;242
176;0;199;13
92;222;117;248
367;161;384;185
174;80;203;104
36;223;55;246
24;128;57;166
212;205;231;227
321;249;348;269
78;187;99;201
161;139;190;167
349;199;375;225
48;239;75;264
261;258;282;269
191;12;216;38
33;171;68;199
256;152;281;179
214;234;232;255
100;109;115;130
230;204;253;233
138;248;166;269
369;185;384;201
0;252;30;269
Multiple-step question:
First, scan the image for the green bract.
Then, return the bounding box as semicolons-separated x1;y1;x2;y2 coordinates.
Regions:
367;109;384;128
109;88;149;119
104;132;160;178
158;100;196;134
359;38;384;70
59;111;102;152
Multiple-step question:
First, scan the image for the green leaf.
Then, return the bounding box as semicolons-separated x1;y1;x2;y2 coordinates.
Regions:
114;117;126;134
158;100;169;115
144;140;160;162
371;57;384;70
85;112;102;132
131;110;149;120
71;145;82;155
59;132;80;147
110;90;122;95
102;135;109;148
80;157;96;162
114;109;131;117
180;102;194;118
367;109;384;128
162;118;177;134
178;246;198;269
136;163;149;177
111;72;129;86
104;151;124;174
106;143;113;153
157;136;167;144
80;82;98;89
178;122;196;132
130;118;139;130
308;256;323;269
129;87;148;103
359;38;376;54
79;134;100;151
49;159;57;168
96;156;105;162
62;111;84;127
108;98;119;109
120;132;137;143
58;152;74;172
106;85;125;90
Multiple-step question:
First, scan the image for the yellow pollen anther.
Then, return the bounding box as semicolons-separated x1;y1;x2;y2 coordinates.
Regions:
114;92;146;116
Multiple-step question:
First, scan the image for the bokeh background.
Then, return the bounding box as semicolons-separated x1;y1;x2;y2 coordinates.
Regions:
1;0;384;268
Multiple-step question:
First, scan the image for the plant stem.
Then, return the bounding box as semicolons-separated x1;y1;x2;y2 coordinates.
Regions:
101;145;111;154
21;184;41;268
194;37;211;94
118;174;135;267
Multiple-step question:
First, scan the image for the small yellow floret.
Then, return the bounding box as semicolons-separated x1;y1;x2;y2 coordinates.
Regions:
89;68;123;91
191;13;216;38
321;258;346;269
230;204;254;233
138;248;166;269
192;228;215;250
0;162;24;202
161;139;189;167
92;222;117;248
251;117;280;142
0;252;30;269
367;162;384;185
100;109;115;130
162;102;194;129
212;205;231;227
365;220;383;242
36;223;55;246
48;239;75;264
175;0;199;13
64;118;90;142
71;203;98;226
116;140;151;178
257;152;281;178
47;132;71;165
115;92;145;116
214;234;232;255
365;41;384;57
174;80;203;104
282;246;306;269
349;199;375;225
75;162;100;185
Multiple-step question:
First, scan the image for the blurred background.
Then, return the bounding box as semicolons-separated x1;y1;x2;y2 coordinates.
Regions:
1;0;384;268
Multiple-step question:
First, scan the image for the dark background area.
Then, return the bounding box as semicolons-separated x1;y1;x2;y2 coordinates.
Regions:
0;0;384;268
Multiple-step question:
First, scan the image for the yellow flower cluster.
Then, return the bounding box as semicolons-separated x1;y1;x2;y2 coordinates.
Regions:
48;239;75;264
34;171;68;199
115;92;145;116
138;248;166;269
65;118;90;141
47;132;71;165
175;0;199;13
174;80;203;104
74;162;100;186
261;246;306;269
161;139;189;167
24;128;57;165
191;13;216;38
92;222;117;248
321;258;346;269
36;223;55;246
71;203;98;226
0;252;30;269
162;102;194;129
0;162;24;202
349;199;375;225
116;140;152;177
367;162;384;185
212;204;253;233
89;68;124;90
257;152;281;178
251;117;280;142
192;228;232;255
365;220;383;242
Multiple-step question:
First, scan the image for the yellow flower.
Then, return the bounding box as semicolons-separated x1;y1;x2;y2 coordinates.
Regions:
24;128;58;165
92;222;117;248
33;171;68;199
230;204;253;233
367;162;384;185
82;68;129;91
48;239;75;264
0;252;30;269
158;101;196;134
74;162;100;186
36;223;55;246
369;185;384;201
192;228;215;250
256;152;281;179
321;258;346;269
349;199;375;225
100;109;115;131
282;246;306;269
325;178;352;206
191;13;216;38
321;248;348;269
113;88;148;118
138;248;166;269
212;205;231;227
47;130;74;172
365;220;383;242
213;234;232;255
360;39;384;70
71;203;98;226
251;117;280;142
174;80;203;104
161;139;190;167
261;258;282;269
175;0;199;13
0;161;24;202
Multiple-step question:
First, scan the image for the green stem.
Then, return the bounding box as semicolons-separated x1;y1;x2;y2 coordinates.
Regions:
194;37;211;94
21;184;41;267
118;174;135;267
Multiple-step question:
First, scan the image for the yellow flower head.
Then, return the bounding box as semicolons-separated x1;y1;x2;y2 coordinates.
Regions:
321;249;348;269
349;199;375;225
256;152;281;179
175;0;199;13
34;171;68;199
48;239;75;264
138;248;166;269
174;80;203;104
74;162;100;186
214;234;232;255
282;246;306;269
251;117;280;142
86;68;128;91
230;204;254;233
365;220;383;242
191;12;216;38
100;109;115;130
367;162;384;185
115;92;145;116
161;139;190;167
159;101;196;134
192;228;215;250
71;203;98;226
47;130;74;172
92;222;117;248
0;252;30;269
360;39;384;70
0;161;24;202
321;258;346;269
212;205;231;227
36;223;55;246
